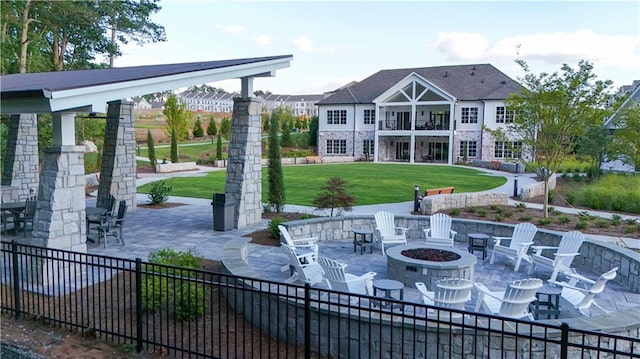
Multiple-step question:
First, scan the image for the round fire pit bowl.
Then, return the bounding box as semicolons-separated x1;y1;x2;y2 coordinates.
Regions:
386;244;477;289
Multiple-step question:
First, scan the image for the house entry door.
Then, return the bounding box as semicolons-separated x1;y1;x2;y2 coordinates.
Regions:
395;141;409;161
427;140;449;162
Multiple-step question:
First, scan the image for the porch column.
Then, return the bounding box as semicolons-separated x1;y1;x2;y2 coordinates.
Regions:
225;97;262;228
97;100;137;210
1;114;39;202
448;102;455;165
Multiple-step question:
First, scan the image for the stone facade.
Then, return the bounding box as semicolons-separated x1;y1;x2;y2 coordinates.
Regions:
97;101;137;210
225;98;262;228
317;130;373;160
1;114;40;201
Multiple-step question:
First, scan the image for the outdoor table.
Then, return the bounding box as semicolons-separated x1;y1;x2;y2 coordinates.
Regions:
373;279;404;310
467;233;489;259
1;201;26;235
352;228;374;255
86;207;107;243
530;282;562;319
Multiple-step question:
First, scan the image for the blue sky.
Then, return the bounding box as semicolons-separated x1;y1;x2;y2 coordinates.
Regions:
115;1;640;95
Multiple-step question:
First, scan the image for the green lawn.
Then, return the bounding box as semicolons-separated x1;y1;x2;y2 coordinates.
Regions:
138;140;222;161
137;163;506;206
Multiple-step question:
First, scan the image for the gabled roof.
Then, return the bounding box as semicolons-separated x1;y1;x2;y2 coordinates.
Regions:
605;85;640;129
1;55;292;114
317;64;522;105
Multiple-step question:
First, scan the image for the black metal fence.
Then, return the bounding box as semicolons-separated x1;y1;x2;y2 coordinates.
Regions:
1;241;638;358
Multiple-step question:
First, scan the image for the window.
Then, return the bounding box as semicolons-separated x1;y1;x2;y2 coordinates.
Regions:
461;107;478;124
327;110;347;124
496;106;516;123
459;141;477;158
363;139;374;155
494;141;523;159
326;139;347;154
364;109;375;125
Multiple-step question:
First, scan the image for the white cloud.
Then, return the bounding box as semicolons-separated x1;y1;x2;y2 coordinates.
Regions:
214;24;245;34
291;35;336;53
432;30;640;70
251;34;273;47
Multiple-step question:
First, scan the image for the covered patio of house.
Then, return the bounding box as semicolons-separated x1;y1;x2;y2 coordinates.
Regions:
0;55;292;257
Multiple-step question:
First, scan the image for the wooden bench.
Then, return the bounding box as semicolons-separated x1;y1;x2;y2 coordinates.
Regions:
306;156;322;164
423;186;455;196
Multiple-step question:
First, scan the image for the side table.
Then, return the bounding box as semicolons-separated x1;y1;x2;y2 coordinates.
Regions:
353;229;374;255
373;279;404;310
467;233;489;259
530;283;562;319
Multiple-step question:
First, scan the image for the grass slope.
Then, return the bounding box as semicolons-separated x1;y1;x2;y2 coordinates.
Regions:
137;163;506;206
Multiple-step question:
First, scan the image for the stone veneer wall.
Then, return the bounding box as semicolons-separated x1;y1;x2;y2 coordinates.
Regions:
221;237;640;358
155;162;198;173
519;174;557;200
1;114;40;201
420;192;510;214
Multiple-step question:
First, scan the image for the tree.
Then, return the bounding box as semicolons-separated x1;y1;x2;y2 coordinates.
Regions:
206;116;217;143
219;117;231;139
309;116;319;146
147;129;157;169
281;120;292;147
163;94;191;140
505;60;612;217
216;133;223;160
267;112;285;213
192;119;204;137
605;97;640;170
576;120;610;180
170;128;178;163
312;177;355;217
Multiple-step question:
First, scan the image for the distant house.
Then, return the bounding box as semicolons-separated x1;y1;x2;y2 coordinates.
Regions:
149;101;165;110
178;91;238;113
316;64;524;164
601;82;640;173
260;94;323;117
130;96;152;110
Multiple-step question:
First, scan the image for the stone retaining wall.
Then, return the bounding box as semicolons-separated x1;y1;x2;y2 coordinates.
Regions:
155;161;199;173
420;192;510;215
520;174;557;200
221;237;640;358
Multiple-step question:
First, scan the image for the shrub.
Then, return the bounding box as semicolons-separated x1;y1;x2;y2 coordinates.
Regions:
595;219;610;228
575;220;589;230
147;129;157;168
624;225;638;234
578;211;597;222
624;218;637;226
449;208;461;216
566;174;640;214
514;203;527;212
557;215;571;225
300;213;314;220
269;217;285;239
467;206;479;214
489;204;500;211
494;214;503;222
148;180;172;205
547;189;555;204
518;215;532;222
502;211;513;218
611;214;622;226
537;218;552;225
192;119;204;137
572;173;582;182
476;210;488;217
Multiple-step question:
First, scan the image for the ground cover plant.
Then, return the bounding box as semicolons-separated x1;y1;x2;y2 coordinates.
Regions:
137;163;506;206
565;173;640;214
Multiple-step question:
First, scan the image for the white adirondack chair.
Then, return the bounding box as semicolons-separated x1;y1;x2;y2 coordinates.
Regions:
474;278;543;320
490;222;538;271
423;213;457;247
549;267;618;316
374;211;408;255
528;231;585;281
282;243;324;285
317;256;376;296
278;225;318;271
415;278;473;315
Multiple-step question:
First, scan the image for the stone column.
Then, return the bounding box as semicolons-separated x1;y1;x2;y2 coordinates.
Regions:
97;100;137;211
1;114;39;202
225;97;262;228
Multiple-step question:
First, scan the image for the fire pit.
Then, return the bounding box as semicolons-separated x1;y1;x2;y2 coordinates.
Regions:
386;244;476;289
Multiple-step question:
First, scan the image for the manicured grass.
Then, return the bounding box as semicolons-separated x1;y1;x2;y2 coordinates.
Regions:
138;141;223;161
137;164;506;206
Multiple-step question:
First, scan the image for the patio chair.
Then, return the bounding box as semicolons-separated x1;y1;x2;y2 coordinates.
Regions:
374;211;408;255
96;200;127;248
549;267;618;316
422;213;457;247
474;278;543;320
278;225;318;272
282;243;324;285
490;222;538;271
415;278;473;315
318;256;376;296
528;230;585;281
16;196;37;237
87;194;116;235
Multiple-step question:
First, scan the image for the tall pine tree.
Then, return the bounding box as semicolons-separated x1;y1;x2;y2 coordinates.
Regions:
170;128;178;163
267;111;285;212
147;129;157;171
216;133;223;160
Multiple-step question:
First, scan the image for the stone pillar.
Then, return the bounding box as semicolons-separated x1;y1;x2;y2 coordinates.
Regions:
225;97;262;228
31;145;87;253
97;100;137;210
1;114;39;201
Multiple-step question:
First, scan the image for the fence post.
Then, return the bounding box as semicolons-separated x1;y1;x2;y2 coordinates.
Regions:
135;258;143;353
560;322;569;359
11;240;21;319
304;282;311;359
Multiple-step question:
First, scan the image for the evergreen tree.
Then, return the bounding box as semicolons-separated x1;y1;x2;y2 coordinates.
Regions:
312;177;355;217
220;117;231;139
170;128;178;163
147;129;157;170
206;117;217;143
309;116;319;146
281;121;292;147
192;119;204;137
267;111;285;212
216;133;223;160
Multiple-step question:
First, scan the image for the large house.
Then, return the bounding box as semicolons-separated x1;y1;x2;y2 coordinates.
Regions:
601;81;640;172
316;64;524;164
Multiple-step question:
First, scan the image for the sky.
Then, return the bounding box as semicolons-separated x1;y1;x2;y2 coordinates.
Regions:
114;1;640;95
